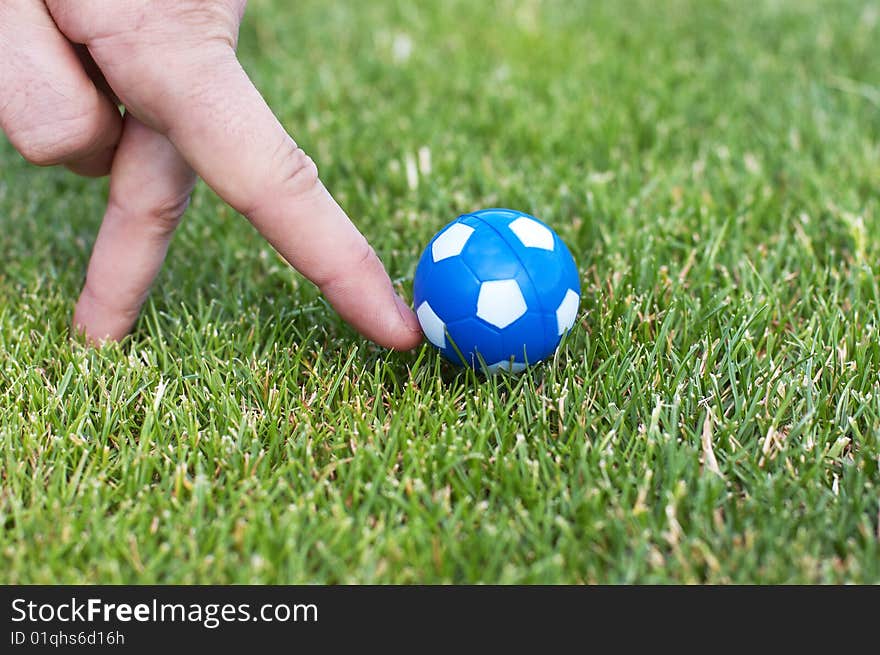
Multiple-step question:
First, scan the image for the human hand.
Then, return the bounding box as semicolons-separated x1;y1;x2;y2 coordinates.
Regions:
0;0;423;350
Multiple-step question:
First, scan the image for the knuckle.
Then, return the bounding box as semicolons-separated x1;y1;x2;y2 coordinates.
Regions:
180;3;241;48
245;138;321;218
13;137;57;167
274;141;321;199
148;196;192;234
108;192;192;237
9;110;106;167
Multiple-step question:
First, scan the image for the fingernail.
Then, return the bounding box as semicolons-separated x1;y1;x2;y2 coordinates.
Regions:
394;294;423;335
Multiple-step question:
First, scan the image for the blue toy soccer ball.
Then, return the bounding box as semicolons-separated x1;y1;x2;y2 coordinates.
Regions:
413;208;580;373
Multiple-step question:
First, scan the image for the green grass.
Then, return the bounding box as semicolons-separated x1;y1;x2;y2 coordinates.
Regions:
2;0;879;583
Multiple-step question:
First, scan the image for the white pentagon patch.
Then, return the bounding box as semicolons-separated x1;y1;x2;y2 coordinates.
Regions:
555;289;580;336
477;279;527;329
508;216;554;251
416;301;446;348
431;223;474;262
484;360;528;375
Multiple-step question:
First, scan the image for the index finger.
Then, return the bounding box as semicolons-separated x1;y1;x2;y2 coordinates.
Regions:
84;33;422;350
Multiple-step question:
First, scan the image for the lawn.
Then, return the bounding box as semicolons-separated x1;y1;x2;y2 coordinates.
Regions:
1;0;879;583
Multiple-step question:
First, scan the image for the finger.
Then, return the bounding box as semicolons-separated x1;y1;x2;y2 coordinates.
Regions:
165;53;423;350
0;0;121;177
73;114;196;343
74;27;422;350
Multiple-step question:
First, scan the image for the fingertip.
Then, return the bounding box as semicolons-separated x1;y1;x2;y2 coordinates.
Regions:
317;249;425;351
72;292;128;345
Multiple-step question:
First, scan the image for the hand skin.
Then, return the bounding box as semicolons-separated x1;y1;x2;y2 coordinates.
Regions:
0;0;423;350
